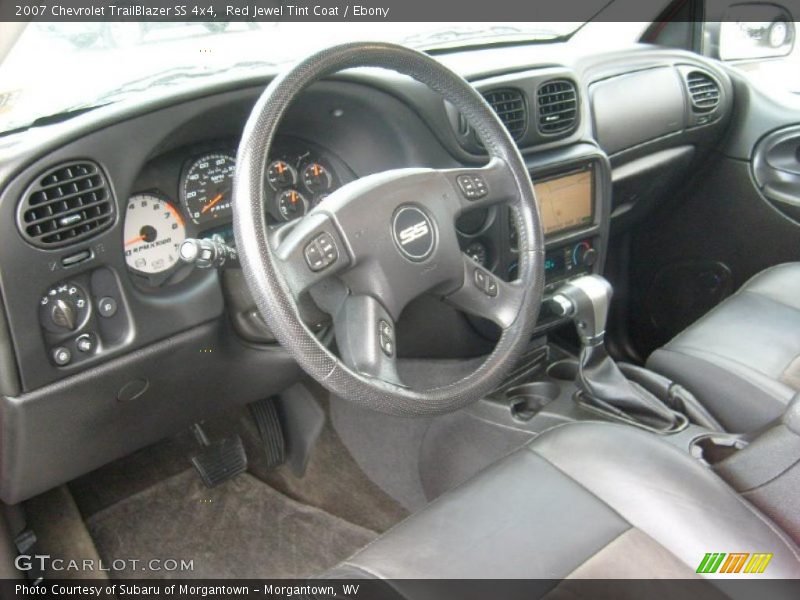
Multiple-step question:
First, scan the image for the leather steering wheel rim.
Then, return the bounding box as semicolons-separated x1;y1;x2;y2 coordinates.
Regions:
233;42;544;416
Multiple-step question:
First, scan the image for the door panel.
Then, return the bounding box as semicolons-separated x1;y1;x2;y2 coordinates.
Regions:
753;124;800;223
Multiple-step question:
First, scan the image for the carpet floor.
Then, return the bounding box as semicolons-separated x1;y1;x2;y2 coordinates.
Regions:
85;469;376;579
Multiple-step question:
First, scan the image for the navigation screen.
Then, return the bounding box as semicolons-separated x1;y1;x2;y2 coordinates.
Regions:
535;167;593;236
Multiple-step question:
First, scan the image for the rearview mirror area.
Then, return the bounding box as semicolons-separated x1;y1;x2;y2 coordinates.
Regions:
719;3;796;60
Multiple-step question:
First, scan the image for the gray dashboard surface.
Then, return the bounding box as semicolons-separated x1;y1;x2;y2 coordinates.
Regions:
0;40;734;502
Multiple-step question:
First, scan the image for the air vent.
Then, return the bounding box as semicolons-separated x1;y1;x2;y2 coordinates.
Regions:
686;71;720;112
18;161;114;248
537;79;578;134
483;89;527;140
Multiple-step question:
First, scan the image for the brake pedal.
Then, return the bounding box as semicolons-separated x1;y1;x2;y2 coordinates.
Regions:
248;397;286;470
190;424;247;488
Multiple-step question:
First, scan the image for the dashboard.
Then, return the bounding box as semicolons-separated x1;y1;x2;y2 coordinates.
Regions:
0;41;734;504
123;136;352;287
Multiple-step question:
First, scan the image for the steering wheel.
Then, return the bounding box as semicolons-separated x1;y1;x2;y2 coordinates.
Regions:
233;42;544;416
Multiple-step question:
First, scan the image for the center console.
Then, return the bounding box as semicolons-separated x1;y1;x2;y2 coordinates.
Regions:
457;142;610;336
529;145;610;329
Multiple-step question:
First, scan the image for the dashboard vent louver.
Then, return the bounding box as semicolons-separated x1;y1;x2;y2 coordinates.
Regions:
686;71;720;112
19;161;114;248
537;79;578;134
483;88;527;140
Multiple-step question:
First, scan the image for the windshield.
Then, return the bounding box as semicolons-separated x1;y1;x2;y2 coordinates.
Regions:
0;21;593;135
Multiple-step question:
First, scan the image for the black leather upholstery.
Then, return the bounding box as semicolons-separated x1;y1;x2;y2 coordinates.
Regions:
648;263;800;432
324;422;800;582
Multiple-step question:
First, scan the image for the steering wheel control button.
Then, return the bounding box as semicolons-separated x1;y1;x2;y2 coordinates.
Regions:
457;174;488;200
316;233;338;262
97;297;118;318
474;268;487;289
52;346;72;366
392;206;436;262
75;334;95;354
378;319;394;357
474;268;498;297
304;243;325;271
304;233;339;272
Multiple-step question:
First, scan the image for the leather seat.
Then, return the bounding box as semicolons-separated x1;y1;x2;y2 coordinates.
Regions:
648;263;800;433
324;421;800;582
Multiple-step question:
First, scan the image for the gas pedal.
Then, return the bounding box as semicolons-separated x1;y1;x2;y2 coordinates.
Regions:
248;397;286;470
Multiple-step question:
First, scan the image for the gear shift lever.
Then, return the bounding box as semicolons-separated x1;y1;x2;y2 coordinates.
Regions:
550;275;612;347
551;275;682;432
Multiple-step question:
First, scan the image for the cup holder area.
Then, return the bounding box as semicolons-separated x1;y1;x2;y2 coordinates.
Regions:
546;359;579;382
507;382;560;422
690;433;748;466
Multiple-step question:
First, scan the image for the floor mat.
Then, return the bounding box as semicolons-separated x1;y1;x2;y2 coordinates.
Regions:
86;469;376;579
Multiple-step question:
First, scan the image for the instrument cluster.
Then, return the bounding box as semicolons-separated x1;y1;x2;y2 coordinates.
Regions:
122;137;347;285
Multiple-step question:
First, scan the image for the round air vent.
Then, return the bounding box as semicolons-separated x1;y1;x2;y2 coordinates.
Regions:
17;161;115;248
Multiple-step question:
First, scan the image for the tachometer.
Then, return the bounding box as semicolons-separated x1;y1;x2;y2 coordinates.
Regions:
182;153;236;225
277;189;308;221
124;193;186;275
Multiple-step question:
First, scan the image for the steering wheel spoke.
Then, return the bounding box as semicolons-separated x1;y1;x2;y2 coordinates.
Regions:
444;253;525;329
270;213;352;297
333;294;403;386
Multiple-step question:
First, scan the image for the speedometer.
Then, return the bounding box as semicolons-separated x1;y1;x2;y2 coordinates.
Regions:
182;153;236;225
124;194;186;275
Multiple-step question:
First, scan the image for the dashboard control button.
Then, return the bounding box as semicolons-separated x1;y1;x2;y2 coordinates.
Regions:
457;174;489;200
97;297;118;318
61;249;92;267
582;248;598;267
76;334;95;353
52;346;72;366
572;241;597;268
40;283;89;333
50;298;78;331
378;319;394;357
486;278;498;297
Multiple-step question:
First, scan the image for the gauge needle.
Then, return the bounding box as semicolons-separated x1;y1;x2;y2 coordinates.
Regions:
125;235;145;246
201;193;224;214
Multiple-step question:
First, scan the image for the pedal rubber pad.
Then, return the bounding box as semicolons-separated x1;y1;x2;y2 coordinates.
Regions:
249;397;286;470
191;435;247;488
